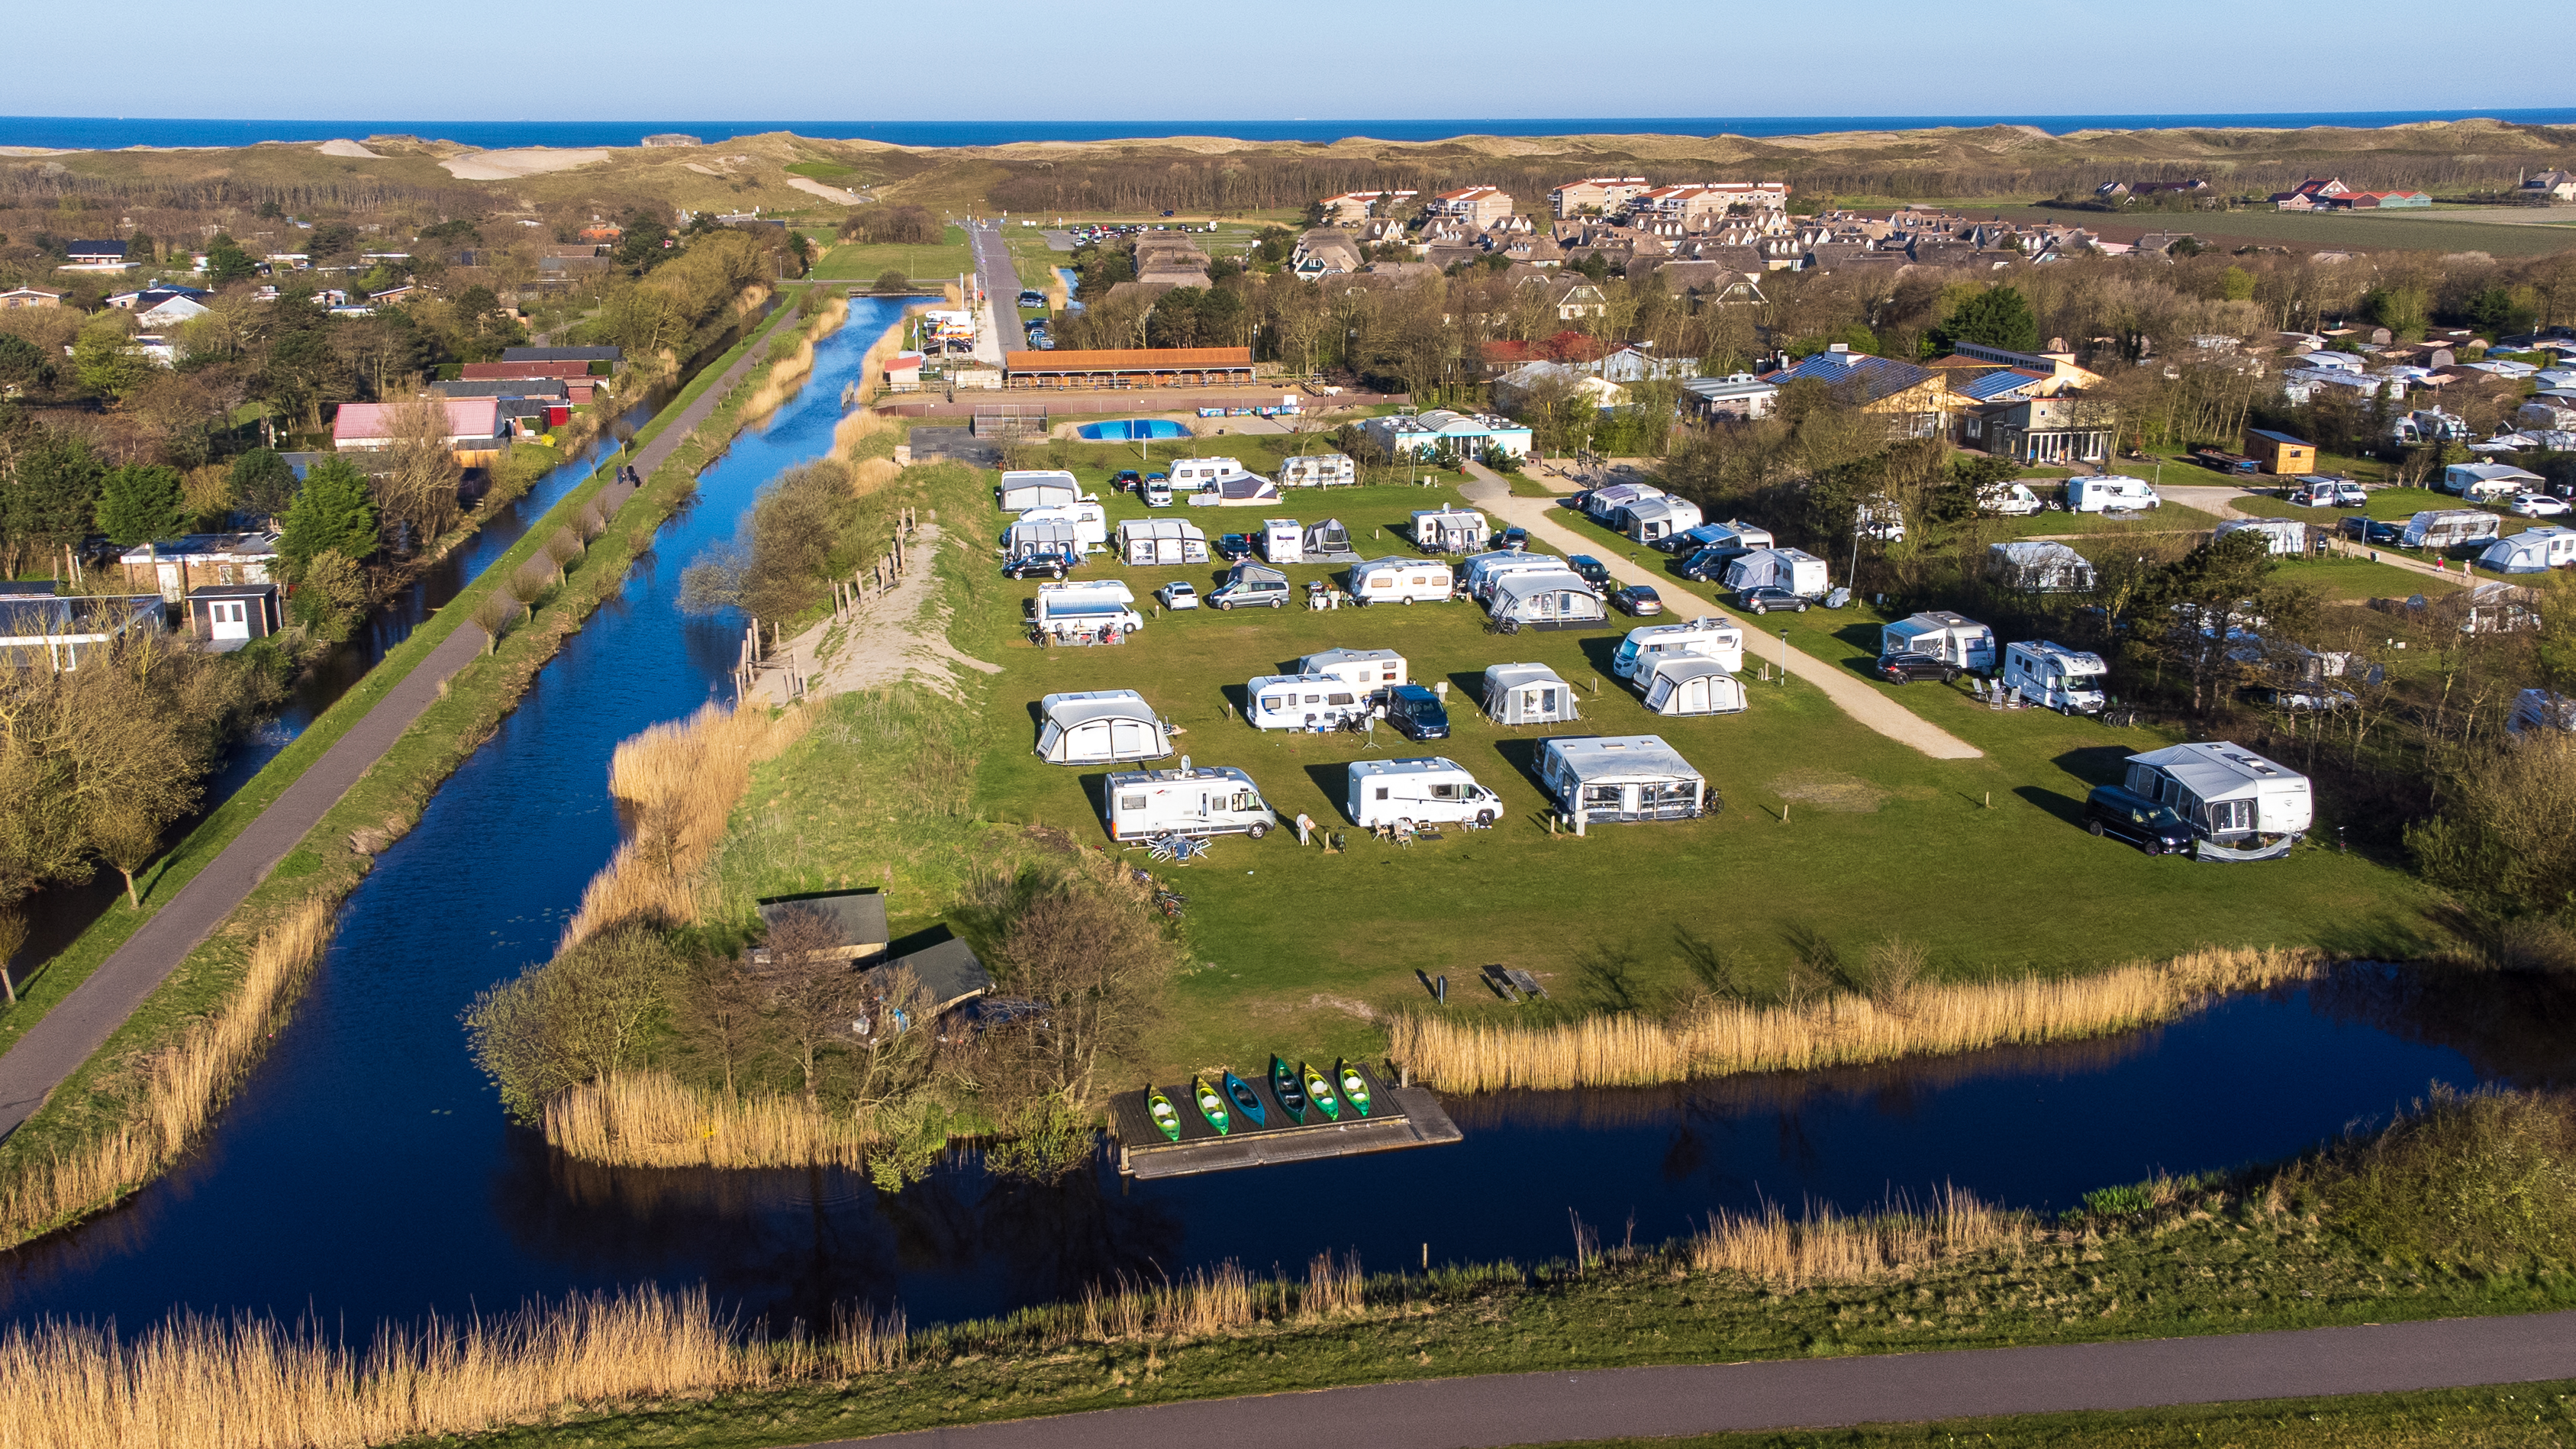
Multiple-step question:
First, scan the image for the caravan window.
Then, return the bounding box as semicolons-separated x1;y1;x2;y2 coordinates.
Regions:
1260;694;1288;712
1539;689;1559;712
1304;693;1321;705
2207;799;2255;834
1328;693;1356;706
1430;783;1458;800
1375;786;1390;801
1119;794;1146;811
1581;785;1623;808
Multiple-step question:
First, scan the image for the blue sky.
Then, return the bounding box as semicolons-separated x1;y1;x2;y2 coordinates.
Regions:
6;0;2550;121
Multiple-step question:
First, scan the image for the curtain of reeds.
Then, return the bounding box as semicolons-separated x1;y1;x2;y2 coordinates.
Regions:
740;295;848;426
543;1070;872;1170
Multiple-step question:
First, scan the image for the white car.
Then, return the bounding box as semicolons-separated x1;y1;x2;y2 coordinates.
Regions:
2511;492;2571;518
2329;481;2369;507
1156;581;1200;610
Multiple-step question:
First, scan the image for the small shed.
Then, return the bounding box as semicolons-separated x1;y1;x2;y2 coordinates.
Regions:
1115;518;1209;566
1880;610;1996;669
187;583;280;648
755;891;889;965
2124;741;2313;844
1489;570;1606;631
1302;518;1359;560
870;935;995;1017
2242;428;2316;476
1641;657;1749;717
1036;690;1174;766
1984;540;2097;592
996;470;1082;512
1278;453;1357;489
1536;734;1708;823
2215;518;2310;557
1484;663;1580;725
1410;507;1490;553
1298;647;1407;690
2479;525;2576;574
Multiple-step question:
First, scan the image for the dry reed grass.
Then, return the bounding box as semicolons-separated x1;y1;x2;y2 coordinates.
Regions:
1688;1187;2027;1289
739;295;848;424
557;702;810;951
1390;946;2320;1092
1073;1262;1259;1342
543;1071;872;1169
0;899;337;1249
831;407;899;461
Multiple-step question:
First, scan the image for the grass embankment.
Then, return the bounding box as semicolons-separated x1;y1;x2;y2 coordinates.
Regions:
15;1089;2571;1449
0;299;833;1248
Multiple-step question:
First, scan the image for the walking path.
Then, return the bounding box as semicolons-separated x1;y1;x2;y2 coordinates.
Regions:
812;1309;2576;1448
2157;482;2490;589
1457;464;1983;761
751;527;1001;705
0;303;801;1144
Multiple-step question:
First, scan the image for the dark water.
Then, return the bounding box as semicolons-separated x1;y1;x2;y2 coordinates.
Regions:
8;111;2576;150
2;295;2570;1332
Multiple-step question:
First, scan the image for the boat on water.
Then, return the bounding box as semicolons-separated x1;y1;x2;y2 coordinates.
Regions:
1301;1060;1340;1120
1338;1058;1372;1117
1147;1086;1182;1142
1270;1054;1309;1124
1194;1076;1230;1134
1222;1069;1267;1128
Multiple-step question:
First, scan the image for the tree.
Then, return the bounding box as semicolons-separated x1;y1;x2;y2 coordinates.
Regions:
278;457;378;573
229;448;298;522
758;906;860;1107
94;464;188;546
463;923;675;1123
2142;530;2311;713
374;393;464;548
203;235;257;287
289;548;368;641
0;335;53;393
2220;266;2256;302
1942;286;2039;353
72;315;147;399
0;421;104;580
89;803;161;909
872;269;908;293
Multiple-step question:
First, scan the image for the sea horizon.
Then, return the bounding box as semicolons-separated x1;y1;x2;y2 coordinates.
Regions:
4;108;2574;152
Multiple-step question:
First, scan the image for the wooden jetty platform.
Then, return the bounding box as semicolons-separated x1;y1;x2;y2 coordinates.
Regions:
1107;1063;1462;1180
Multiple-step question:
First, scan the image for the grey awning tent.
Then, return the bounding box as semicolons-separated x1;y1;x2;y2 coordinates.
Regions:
1304;518;1359;560
1642;657;1748;716
1036;689;1174;765
1482;662;1579;724
1984;540;2097;592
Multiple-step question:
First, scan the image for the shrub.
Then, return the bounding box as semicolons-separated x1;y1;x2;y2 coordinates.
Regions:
2314;1087;2576;1273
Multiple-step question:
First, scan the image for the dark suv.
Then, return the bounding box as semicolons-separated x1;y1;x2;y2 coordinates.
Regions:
2338;516;2402;546
1567;554;1611;586
1002;550;1076;579
1678;547;1739;582
2082;786;2195;855
1382;684;1450;741
1875;652;1961;684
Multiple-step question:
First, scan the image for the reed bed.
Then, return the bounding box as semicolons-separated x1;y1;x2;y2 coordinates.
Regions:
739;295;848;424
1390;946;2320;1092
557;702;809;951
1688;1187;2028;1289
831;406;900;462
543;1071;872;1170
0;899;336;1249
846;312;910;412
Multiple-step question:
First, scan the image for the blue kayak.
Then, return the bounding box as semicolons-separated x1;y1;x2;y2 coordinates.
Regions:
1222;1069;1266;1128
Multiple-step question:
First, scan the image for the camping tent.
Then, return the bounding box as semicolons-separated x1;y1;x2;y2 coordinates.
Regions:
1489;570;1606;631
2480;524;2576;573
1984;540;2097;592
1620;495;1704;544
1537;734;1707;822
1114;518;1209;566
1208;472;1283;506
1720;547;1829;596
1482;663;1579;725
1410;508;1489;553
1034;690;1173;766
2124;741;2313;844
1642;657;1748;716
1303;518;1359;560
996;470;1081;512
1004;518;1079;559
2215;518;2308;557
2445;462;2544;501
2511;689;2576;734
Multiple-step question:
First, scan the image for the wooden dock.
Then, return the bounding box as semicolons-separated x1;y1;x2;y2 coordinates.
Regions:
1108;1063;1462;1180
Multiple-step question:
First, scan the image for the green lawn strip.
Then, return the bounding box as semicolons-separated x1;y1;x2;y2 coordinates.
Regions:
813;226;975;283
0;305;821;1215
1884;201;2576;259
404;1209;2576;1448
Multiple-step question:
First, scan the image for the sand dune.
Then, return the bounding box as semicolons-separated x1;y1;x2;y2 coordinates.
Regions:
787;176;862;205
440;147;610;180
317;139;382;159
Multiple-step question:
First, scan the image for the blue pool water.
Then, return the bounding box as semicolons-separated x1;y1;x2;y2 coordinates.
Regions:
1077;418;1191;441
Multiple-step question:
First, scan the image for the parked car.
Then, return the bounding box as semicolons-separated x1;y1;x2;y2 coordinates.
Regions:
1566;554;1611;586
2327;480;2369;507
1875;652;1962;684
1217;533;1254;561
1610;584;1665;616
2241;683;2355;712
1677;547;1735;582
1003;550;1077;579
1155;581;1199;610
1498;526;1530;551
1017;289;1046;308
1111;469;1143;492
1736;586;1810;615
2512;492;2571;518
2337;516;2404;545
2082;785;2197;856
1381;684;1450;741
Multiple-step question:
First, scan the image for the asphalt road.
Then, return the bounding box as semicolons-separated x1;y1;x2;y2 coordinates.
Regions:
0;303;801;1144
970;221;1027;355
808;1311;2576;1447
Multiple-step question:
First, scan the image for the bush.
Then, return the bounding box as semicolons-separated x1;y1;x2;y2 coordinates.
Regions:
463;924;679;1123
873;270;909;294
2312;1087;2576;1273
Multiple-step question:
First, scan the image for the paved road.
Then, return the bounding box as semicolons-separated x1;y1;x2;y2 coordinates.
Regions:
811;1310;2576;1448
1458;464;1984;761
969;222;1027;355
0;303;801;1144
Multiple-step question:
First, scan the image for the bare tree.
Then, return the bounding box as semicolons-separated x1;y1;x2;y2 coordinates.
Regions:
758;906;861;1106
375;392;464;549
89;804;160;909
673;953;768;1099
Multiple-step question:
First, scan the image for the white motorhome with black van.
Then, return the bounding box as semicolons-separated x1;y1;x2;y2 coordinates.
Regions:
1102;763;1275;841
1346;757;1503;828
2001;640;2108;714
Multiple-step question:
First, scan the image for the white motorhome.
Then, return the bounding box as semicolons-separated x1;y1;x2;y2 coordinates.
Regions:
1613;617;1744;682
1260;518;1304;563
1880;611;1996;670
1349;557;1456;605
1536;734;1707;823
1298;647;1407;691
1034;691;1172;766
1640;657;1748;717
1462;550;1566;602
1483;662;1580;725
2001;640;2107;714
2443;462;2544;501
1278;453;1357;489
2124;741;2312;848
1345;757;1503;829
1978;481;2043;517
1166;457;1246;495
2482;525;2576;574
1246;673;1372;731
1722;547;1830;598
1410;507;1489;553
995;470;1082;512
2214;517;2307;557
2399;509;2503;550
2065;475;2161;513
1489;570;1606;631
1114;518;1208;566
1030;581;1145;640
1016;500;1107;552
1102;763;1275;841
1621;495;1704;545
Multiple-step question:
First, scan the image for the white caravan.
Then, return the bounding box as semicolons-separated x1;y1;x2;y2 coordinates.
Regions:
995;470;1082;512
1278;453;1357;489
1349;557;1455;605
2400;509;2503;550
1298;647;1407;691
2214;518;2307;557
1260;518;1304;563
2124;741;2313;844
2001;640;2107;714
1245;674;1372;732
1102;763;1275;841
1030;580;1144;640
1536;735;1707;823
1489;570;1606;631
1879;611;1996;671
1034;691;1172;766
1583;482;1664;526
1166;457;1246;495
2065;475;2161;513
1612;617;1745;682
1640;657;1748;717
1410;507;1489;553
1483;663;1580;725
1621;495;1704;545
1016;500;1107;552
1345;757;1504;829
1722;547;1830;598
1461;549;1567;602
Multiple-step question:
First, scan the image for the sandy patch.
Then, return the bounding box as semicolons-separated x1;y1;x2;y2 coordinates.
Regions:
757;526;1001;706
1768;770;1891;814
788;176;862;205
0;147;72;157
317;139;382;159
440;147;610;180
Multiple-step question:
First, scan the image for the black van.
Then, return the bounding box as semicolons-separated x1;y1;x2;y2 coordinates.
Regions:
1383;684;1450;741
2082;785;2195;855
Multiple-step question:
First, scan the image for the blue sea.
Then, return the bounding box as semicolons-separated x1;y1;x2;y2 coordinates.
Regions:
5;110;2575;151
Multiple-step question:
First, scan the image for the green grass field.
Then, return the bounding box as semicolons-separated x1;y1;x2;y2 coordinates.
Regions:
814;225;974;284
1894;200;2576;258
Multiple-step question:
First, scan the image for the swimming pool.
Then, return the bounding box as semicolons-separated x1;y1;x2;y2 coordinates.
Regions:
1076;418;1192;441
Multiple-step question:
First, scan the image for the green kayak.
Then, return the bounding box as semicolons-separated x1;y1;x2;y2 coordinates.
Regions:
1302;1060;1340;1120
1271;1054;1309;1125
1338;1057;1372;1118
1193;1076;1230;1135
1146;1086;1182;1142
